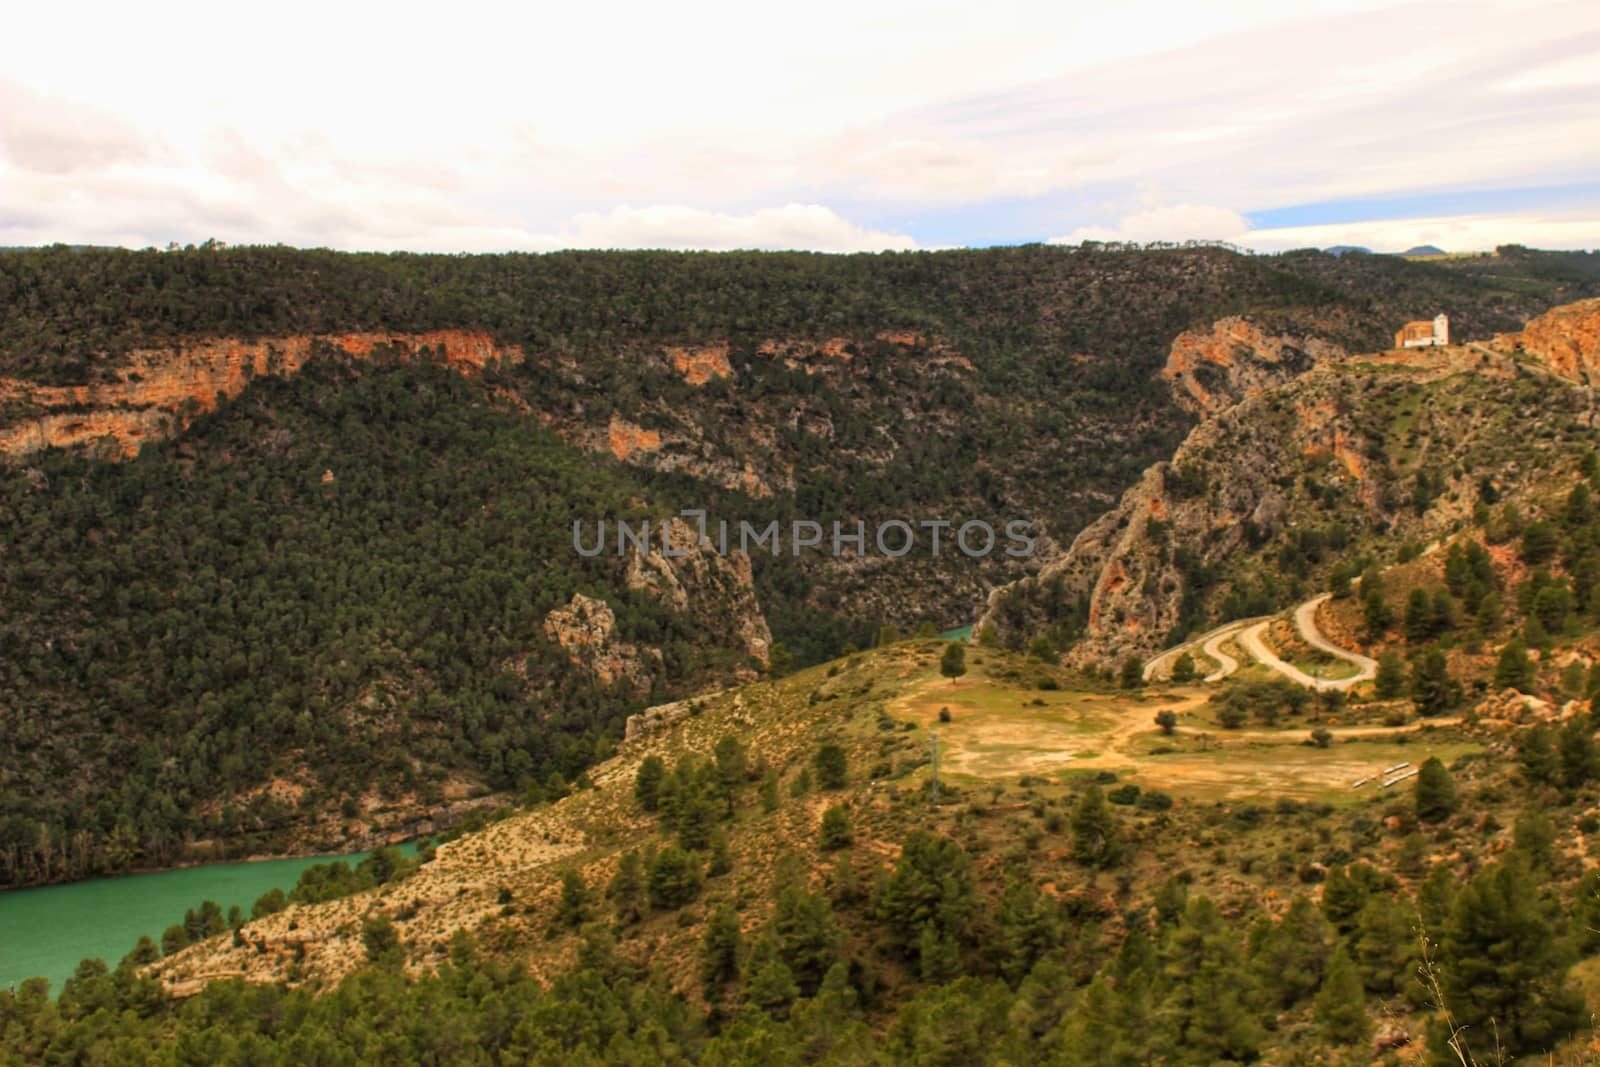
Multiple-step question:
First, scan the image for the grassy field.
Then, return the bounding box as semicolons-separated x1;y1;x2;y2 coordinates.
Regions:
888;661;1481;805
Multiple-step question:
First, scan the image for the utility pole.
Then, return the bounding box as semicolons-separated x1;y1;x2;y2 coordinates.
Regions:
930;730;939;805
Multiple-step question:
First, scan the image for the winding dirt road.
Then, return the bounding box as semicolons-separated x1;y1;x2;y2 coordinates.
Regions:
1147;594;1375;691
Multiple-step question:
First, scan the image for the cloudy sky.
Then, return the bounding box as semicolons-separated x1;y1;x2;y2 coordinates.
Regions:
3;0;1598;253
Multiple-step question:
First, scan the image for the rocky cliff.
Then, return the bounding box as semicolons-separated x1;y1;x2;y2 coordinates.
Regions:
1160;317;1347;418
1494;297;1600;385
981;303;1600;668
0;330;520;458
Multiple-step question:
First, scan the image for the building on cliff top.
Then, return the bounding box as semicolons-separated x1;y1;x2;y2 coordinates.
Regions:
1395;313;1449;348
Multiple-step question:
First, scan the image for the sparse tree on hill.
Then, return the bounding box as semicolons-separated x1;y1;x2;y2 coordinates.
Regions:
700;904;742;991
550;868;594;931
646;846;702;910
1071;785;1121;868
1495;640;1535;690
813;744;848;790
819;804;853;851
1375;651;1407;699
607;850;645;924
635;755;666;812
1118;656;1144;690
1409;650;1459;716
1415;757;1457;823
940;642;966;685
1316;946;1371;1046
1156;709;1178;735
1170;652;1197;683
1435;859;1585;1063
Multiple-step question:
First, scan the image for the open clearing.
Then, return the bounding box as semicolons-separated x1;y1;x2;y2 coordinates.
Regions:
890;670;1478;804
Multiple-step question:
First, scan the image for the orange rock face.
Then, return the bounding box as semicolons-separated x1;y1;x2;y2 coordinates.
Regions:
0;330;520;459
606;415;662;461
666;343;733;386
1496;298;1600;384
1161;317;1344;418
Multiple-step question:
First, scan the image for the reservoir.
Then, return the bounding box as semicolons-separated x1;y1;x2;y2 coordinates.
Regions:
0;844;415;994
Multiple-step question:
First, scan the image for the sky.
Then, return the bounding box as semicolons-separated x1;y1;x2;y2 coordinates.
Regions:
2;0;1598;254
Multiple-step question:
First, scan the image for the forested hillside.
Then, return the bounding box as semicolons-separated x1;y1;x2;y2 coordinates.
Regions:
3;243;1599;887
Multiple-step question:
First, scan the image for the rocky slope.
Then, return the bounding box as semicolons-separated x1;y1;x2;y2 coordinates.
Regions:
981;300;1600;667
1160;316;1347;418
1494;297;1600;385
0;330;519;458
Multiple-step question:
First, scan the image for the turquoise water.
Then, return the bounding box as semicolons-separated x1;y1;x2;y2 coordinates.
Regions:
0;843;414;994
939;624;974;641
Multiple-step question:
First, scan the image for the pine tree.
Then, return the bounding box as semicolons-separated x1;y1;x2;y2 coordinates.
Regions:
916;922;962;983
993;880;1060;985
1070;785;1121;868
550;868;594;931
1410;649;1459;716
1353;896;1416;995
819;804;853;851
1414;757;1457;823
707;827;733;876
772;886;841;995
646;846;701;910
634;755;666;812
700;904;742;991
607;849;645;923
813;743;848;790
1495;639;1535;690
1375;651;1407;699
1250;894;1333;1007
1315;946;1371;1045
1118;656;1144;689
759;768;781;813
1404;588;1433;642
1161;896;1264;1062
744;936;799;1020
940;642;967;684
1436;860;1585;1062
1558;711;1598;788
1170;652;1197;683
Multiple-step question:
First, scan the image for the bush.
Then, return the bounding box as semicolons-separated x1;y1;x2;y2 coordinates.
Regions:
647;847;702;910
1107;784;1141;806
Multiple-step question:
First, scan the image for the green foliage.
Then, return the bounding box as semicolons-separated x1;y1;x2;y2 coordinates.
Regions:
1408;650;1459;716
1117;656;1143;690
874;830;976;958
1495;640;1535;690
646;846;702;910
1414;757;1457;823
1169;652;1196;683
1070;785;1121;869
551;869;595;932
1315;946;1371;1045
1249;894;1331;1007
700;904;742;991
939;642;967;683
1435;860;1585;1063
1155;709;1178;735
635;756;667;813
819;805;853;851
1375;651;1407;699
812;744;848;791
606;850;645;924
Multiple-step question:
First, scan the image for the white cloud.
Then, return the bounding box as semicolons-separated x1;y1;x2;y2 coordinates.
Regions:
1;1;1597;250
1050;204;1252;245
535;204;917;253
